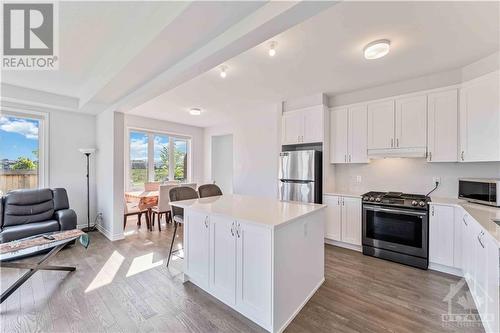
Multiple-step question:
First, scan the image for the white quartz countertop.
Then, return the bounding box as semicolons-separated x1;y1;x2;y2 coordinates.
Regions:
431;197;500;245
323;191;362;198
171;194;326;228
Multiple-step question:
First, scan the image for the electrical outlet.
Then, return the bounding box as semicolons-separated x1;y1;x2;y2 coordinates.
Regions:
432;177;441;185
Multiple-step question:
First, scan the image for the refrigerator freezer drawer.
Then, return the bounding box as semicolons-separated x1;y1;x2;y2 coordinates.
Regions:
279;180;315;203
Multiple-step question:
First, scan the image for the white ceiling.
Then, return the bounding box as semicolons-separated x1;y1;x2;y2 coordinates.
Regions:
1;1;332;114
130;1;500;127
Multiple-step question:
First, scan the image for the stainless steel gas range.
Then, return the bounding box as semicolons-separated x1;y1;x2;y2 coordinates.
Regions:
361;191;431;269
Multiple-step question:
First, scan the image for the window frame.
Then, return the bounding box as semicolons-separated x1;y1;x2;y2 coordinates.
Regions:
126;127;192;190
0;108;49;190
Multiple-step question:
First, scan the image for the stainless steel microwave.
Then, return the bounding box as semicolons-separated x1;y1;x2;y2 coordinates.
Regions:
458;178;500;207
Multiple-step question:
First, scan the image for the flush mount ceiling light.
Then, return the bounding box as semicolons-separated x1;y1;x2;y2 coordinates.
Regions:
364;39;391;60
268;41;277;57
189;108;202;116
219;65;227;78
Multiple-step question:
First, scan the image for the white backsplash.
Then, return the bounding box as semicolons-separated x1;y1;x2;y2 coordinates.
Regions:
330;158;500;198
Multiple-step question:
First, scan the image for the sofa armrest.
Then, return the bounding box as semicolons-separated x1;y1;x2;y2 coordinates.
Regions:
55;209;77;231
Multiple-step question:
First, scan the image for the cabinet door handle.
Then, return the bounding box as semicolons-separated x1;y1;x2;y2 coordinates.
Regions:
429;151;432;162
344;154;347;163
348;154;351;163
431;206;434;216
396;138;399;147
231;222;235;236
477;232;485;248
342;198;345;206
236;222;241;238
337;197;340;205
391;138;394;148
204;216;209;228
461;151;464;161
462;216;468;226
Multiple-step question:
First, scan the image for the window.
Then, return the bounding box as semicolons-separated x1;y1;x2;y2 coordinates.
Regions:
0;111;47;195
128;130;191;189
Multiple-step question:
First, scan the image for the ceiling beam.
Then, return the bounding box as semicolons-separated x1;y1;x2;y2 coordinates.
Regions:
104;1;337;114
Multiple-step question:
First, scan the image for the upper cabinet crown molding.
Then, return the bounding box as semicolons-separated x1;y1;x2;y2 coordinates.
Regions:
282;105;325;145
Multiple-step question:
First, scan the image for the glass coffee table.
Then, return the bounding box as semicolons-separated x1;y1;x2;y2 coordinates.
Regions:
0;229;88;303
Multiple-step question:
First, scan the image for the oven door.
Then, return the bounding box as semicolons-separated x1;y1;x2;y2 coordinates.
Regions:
362;204;428;258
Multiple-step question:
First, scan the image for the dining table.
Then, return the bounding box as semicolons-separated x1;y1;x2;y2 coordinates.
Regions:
124;190;159;231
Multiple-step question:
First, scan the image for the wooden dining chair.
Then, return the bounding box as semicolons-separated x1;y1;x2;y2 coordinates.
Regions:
198;184;223;198
167;186;199;266
144;182;161;191
150;184;177;231
123;197;148;229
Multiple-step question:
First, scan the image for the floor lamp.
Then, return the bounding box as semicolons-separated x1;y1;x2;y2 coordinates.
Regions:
79;148;96;232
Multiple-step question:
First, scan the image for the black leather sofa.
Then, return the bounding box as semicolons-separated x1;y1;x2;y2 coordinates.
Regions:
0;188;77;243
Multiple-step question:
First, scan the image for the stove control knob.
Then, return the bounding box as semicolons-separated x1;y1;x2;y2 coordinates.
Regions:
418;201;426;207
363;196;369;201
411;200;418;206
369;197;375;201
375;197;381;202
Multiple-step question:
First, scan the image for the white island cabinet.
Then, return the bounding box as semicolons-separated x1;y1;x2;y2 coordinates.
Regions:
171;194;326;333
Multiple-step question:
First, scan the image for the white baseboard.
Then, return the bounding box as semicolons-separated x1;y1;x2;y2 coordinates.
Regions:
324;238;362;252
276;278;325;333
95;223;124;241
429;262;463;277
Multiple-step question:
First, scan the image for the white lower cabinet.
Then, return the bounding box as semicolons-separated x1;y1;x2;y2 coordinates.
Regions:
236;221;272;326
185;211;272;329
429;204;455;267
430;204;499;333
209;215;237;305
324;195;361;247
185;210;210;289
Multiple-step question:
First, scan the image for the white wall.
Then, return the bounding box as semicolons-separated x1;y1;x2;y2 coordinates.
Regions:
333;159;500;198
211;134;234;194
49;109;97;228
95;110;116;238
124;114;205;185
204;104;280;198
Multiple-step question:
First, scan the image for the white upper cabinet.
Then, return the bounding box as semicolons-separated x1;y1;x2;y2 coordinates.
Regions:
282;110;303;145
330;105;368;164
348;105;368;163
282;106;324;145
395;95;427;149
303;107;324;143
459;72;500;162
367;100;395;150
330;107;349;163
427;89;458;162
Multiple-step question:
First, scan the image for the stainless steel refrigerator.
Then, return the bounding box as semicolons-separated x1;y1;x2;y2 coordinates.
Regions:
278;150;322;204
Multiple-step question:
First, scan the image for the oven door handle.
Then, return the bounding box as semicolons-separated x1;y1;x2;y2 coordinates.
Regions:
363;205;428;216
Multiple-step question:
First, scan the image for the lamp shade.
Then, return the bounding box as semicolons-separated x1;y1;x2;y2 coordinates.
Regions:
79;148;96;154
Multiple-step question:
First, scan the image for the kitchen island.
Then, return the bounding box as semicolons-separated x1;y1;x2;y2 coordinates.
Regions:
171;194;326;333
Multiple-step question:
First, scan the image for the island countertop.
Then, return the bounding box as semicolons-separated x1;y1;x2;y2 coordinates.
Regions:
171;194;326;228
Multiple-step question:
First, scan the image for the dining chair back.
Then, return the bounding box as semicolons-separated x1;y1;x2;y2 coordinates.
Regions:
198;184;223;198
169;186;199;222
158;184;177;212
167;186;199;266
144;182;161;191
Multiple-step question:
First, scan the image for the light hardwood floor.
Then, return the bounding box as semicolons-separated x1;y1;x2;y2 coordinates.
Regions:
1;218;484;333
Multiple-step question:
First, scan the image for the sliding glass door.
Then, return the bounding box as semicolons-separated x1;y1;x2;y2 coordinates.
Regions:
128;130;191;190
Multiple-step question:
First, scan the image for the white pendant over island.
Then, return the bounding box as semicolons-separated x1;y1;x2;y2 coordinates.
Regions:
171;194;326;333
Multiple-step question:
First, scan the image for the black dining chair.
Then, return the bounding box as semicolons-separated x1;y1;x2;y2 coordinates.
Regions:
167;186;199;266
198;184;223;198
